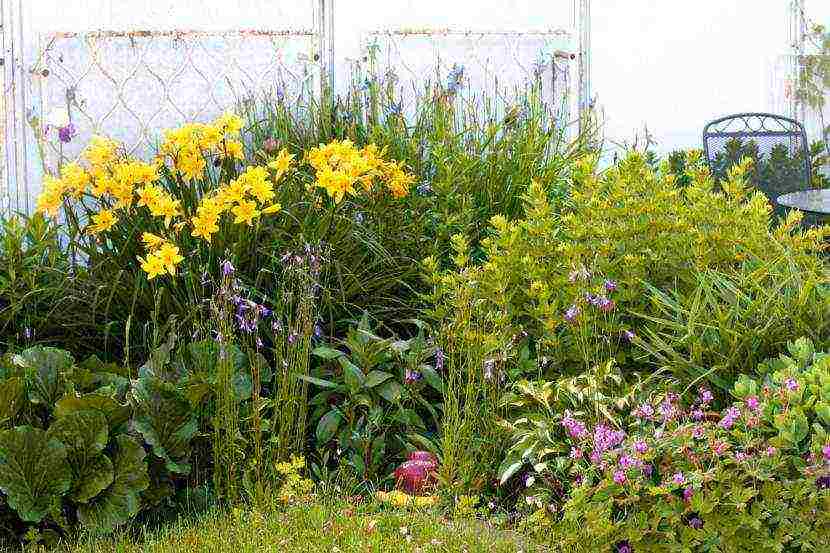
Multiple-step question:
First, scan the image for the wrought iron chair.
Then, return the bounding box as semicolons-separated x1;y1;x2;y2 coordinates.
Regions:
702;113;811;215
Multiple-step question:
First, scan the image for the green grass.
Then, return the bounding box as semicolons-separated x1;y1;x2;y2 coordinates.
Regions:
45;500;549;553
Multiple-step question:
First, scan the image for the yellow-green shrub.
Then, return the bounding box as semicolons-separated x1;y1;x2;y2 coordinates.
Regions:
425;151;829;383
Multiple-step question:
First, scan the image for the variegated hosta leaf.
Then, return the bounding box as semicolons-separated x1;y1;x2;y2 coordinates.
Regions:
130;376;197;475
0;425;71;523
14;346;73;406
47;410;114;503
77;435;149;533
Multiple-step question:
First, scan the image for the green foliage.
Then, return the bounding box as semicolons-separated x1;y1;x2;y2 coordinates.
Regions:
636;263;830;389
130;375;198;476
47;410;112;503
76;435;150;534
0;346;157;540
504;338;830;552
426;151;829;390
0;425;71;523
302;316;442;482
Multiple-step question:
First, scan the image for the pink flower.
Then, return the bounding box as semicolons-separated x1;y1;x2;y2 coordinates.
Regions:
692;425;705;439
765;446;777;457
735;451;749;462
683;487;694;502
823;444;830;462
691;408;705;421
698;388;714;405
633;440;648;454
619;455;637;469
713;441;729;456
672;472;685;485
719;407;741;430
745;396;760;411
633;403;654;419
569;447;583;460
613;470;627;485
784;378;799;391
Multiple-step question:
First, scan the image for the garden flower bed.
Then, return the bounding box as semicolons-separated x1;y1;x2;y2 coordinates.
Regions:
0;82;828;552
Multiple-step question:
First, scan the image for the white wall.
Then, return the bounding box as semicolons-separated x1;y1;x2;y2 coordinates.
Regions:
592;1;791;156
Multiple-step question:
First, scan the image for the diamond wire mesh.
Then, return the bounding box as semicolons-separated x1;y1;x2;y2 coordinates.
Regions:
358;29;575;122
34;29;322;170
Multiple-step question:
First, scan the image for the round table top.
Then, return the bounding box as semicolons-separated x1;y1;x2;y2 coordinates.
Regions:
776;189;830;215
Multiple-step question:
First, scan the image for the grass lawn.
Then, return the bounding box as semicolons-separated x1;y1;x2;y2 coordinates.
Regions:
48;500;552;553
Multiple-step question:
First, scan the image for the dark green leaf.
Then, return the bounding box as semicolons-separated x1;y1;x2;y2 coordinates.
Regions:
311;346;344;360
14;346;73;406
77;435;149;533
364;370;394;388
297;374;338;389
377;380;403;403
418;365;444;393
130;376;198;475
47;410;113;503
339;357;365;392
316;410;342;443
0;426;71;522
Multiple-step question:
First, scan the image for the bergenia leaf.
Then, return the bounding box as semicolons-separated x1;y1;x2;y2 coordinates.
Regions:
0;377;25;429
47;410;113;503
0;425;71;522
14;346;73;406
130;376;198;474
55;392;132;431
77;435;149;533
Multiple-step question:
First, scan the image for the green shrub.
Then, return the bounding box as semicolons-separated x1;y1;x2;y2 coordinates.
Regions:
426;152;829;384
502;337;830;552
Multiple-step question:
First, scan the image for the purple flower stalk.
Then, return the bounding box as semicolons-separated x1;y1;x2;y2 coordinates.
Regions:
823;443;830;462
404;368;422;384
221;259;235;277
784;378;799;391
613;470;627;485
689;516;704;529
58;123;76;144
604;279;617;293
672;472;685;485
616;541;632;553
683;487;694;502
691;408;705;421
745;395;760;411
622;329;636;342
633;403;654;420
633;440;648;454
561;410;588;439
564;304;580;323
435;348;445;371
698;387;714;405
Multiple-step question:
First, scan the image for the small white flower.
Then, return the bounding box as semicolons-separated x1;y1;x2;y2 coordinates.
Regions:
525;475;535;488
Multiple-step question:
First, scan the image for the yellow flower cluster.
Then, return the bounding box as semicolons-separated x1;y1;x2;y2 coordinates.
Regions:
189;148;292;243
375;490;438;508
158;112;245;181
275;455;314;503
306;140;415;203
138;232;184;279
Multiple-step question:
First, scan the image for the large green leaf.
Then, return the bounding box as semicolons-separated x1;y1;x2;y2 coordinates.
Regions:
47;411;113;503
316;410;342;443
0;377;24;429
74;356;130;397
77;435;149;533
0;426;71;522
339;357;365;393
14;347;73;406
130;376;198;475
55;393;132;431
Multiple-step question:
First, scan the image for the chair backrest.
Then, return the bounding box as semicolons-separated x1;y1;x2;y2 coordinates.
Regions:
702;113;811;213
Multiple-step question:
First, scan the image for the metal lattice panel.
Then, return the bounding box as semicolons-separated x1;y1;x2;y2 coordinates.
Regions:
35;29;321;166
359;29;576;121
